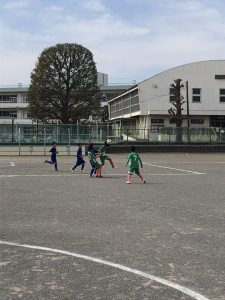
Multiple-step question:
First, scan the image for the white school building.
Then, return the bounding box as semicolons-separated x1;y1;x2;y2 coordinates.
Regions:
109;60;225;130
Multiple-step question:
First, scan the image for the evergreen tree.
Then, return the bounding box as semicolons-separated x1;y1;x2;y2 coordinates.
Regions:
28;43;100;124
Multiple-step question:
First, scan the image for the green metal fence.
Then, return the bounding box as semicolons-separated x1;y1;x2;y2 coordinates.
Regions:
0;123;224;145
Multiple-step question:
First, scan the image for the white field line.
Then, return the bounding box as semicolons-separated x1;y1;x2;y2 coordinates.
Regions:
142;161;225;164
143;162;206;175
0;160;225;164
0;173;191;179
0;240;210;300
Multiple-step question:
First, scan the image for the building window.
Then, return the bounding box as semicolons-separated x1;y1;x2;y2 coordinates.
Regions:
23;111;28;119
192;88;201;102
191;119;204;125
220;89;225;102
22;94;29;103
0;110;17;119
215;75;225;79
169;88;175;102
0;95;17;103
151;119;164;124
109;89;139;118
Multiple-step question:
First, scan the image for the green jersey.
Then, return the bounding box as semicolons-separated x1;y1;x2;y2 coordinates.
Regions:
126;152;143;168
98;145;109;163
98;145;106;157
88;151;100;168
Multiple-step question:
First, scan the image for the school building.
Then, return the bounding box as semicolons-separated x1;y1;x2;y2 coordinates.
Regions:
108;60;225;131
0;74;134;125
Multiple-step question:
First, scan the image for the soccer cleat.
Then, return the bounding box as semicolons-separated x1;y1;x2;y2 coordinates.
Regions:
126;181;131;184
143;180;146;183
71;168;74;172
80;170;86;173
44;160;47;163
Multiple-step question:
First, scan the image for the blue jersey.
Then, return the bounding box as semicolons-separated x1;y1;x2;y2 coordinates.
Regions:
50;147;57;159
77;147;83;158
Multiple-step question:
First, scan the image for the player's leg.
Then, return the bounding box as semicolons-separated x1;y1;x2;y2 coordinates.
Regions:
54;159;58;171
80;160;85;172
126;166;134;184
44;159;53;164
71;161;79;171
89;161;95;177
98;165;103;177
136;171;146;183
107;157;115;168
126;173;132;184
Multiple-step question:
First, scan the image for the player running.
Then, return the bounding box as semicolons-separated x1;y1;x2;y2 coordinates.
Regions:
71;144;85;172
126;145;146;184
44;142;59;171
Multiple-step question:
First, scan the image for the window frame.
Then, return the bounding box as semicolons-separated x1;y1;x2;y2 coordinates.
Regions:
192;88;201;103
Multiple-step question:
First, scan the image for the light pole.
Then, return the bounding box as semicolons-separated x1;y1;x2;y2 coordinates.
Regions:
186;81;190;142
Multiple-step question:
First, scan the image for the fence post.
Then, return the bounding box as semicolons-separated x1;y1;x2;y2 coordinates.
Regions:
68;128;71;155
18;128;21;156
44;128;46;156
77;120;79;143
30;145;33;155
88;123;91;143
107;122;109;139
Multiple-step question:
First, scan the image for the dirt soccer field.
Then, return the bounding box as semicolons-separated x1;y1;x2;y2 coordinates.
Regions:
0;153;225;300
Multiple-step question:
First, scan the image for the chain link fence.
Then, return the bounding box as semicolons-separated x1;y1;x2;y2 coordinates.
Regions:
0;123;224;155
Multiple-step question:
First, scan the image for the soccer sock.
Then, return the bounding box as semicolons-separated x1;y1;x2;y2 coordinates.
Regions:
90;167;95;176
108;158;114;168
137;173;144;181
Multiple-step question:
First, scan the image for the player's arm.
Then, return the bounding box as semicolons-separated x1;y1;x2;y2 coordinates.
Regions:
126;155;131;166
138;155;143;168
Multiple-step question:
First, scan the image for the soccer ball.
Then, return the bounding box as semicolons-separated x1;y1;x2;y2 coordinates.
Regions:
106;139;112;144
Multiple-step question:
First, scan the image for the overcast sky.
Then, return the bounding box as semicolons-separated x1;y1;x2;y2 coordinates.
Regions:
1;0;225;85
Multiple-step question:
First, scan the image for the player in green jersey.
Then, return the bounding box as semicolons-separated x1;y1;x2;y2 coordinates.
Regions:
126;145;146;184
98;141;115;168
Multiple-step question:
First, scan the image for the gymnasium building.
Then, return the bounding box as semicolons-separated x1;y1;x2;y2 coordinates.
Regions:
109;60;225;131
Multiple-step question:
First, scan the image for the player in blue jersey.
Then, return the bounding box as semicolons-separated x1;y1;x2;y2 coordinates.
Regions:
87;143;102;177
44;142;59;171
71;144;85;172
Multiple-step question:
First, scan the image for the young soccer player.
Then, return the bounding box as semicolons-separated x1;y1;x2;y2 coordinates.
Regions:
87;143;102;177
71;144;85;172
126;145;146;184
44;142;59;171
98;141;115;168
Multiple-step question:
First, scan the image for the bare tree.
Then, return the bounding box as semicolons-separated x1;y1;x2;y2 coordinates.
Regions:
168;79;186;142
